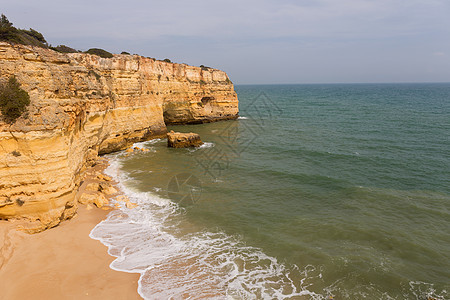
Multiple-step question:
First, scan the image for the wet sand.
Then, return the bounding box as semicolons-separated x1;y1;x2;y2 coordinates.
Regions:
0;206;142;299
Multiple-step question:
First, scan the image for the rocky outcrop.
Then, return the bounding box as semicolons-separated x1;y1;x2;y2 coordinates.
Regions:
167;131;203;148
0;42;238;231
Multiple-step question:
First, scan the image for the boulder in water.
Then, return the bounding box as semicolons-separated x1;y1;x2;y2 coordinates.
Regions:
167;131;203;148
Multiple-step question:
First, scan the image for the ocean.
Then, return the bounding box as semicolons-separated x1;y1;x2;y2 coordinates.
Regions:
90;83;450;299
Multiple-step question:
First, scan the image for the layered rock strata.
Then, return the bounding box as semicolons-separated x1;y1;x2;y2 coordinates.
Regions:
0;42;238;231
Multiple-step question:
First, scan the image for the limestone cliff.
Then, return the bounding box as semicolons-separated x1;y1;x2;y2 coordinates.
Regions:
0;42;238;231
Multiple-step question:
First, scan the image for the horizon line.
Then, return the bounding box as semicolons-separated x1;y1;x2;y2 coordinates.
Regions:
234;81;450;86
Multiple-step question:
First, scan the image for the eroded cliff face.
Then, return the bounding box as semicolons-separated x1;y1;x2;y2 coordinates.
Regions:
0;42;238;231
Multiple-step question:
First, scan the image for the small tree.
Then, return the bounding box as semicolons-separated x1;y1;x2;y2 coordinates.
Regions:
0;14;13;29
0;14;18;43
0;76;30;123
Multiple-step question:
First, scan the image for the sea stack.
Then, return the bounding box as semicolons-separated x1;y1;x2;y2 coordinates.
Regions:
167;131;203;148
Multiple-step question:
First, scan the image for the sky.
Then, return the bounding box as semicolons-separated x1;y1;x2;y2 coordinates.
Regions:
2;0;450;84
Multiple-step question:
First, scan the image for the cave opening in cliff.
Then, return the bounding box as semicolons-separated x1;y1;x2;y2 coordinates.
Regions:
201;96;215;104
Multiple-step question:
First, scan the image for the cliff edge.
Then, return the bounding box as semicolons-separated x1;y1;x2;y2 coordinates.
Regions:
0;42;238;231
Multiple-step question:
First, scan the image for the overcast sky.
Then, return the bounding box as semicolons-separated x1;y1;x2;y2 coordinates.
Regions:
3;0;450;84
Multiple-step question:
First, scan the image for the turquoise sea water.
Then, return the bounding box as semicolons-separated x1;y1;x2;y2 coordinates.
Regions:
91;83;450;299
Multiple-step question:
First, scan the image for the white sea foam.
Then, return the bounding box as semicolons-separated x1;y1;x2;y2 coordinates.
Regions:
90;156;325;299
129;140;161;153
199;142;214;149
238;116;249;120
187;142;215;152
139;138;163;145
408;281;449;300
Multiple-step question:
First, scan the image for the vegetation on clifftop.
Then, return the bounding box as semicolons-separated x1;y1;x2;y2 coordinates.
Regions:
0;76;30;124
85;48;113;58
0;14;113;58
0;14;232;83
0;14;48;48
50;45;79;53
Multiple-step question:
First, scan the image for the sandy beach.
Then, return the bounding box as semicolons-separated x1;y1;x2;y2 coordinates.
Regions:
0;205;142;299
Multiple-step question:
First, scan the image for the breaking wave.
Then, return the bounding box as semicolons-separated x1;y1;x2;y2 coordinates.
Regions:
90;157;325;299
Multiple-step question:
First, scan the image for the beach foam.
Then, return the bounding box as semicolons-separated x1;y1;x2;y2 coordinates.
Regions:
90;156;325;299
89;149;449;300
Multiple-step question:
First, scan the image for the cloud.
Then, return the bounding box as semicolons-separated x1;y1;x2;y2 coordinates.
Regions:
2;0;450;83
5;0;450;40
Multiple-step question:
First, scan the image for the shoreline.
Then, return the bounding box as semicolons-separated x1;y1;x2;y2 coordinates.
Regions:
0;156;143;299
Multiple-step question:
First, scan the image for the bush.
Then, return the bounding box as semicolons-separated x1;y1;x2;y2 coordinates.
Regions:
50;45;78;53
163;58;171;63
85;48;113;58
121;51;130;55
0;76;31;123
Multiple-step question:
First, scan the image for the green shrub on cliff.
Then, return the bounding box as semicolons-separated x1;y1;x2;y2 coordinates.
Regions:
50;44;79;53
21;28;46;43
0;14;48;48
0;76;30;124
85;48;113;58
